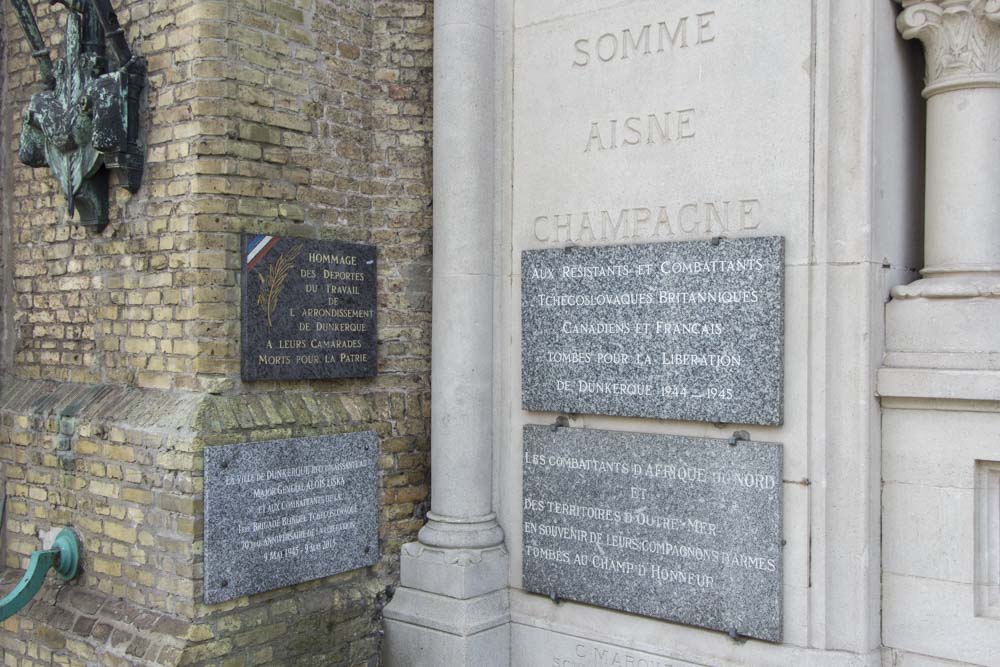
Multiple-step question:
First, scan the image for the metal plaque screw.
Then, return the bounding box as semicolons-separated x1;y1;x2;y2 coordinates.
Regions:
728;430;750;447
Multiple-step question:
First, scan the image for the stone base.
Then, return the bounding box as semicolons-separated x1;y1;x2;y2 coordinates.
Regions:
508;593;884;667
383;588;510;667
879;378;1000;664
884;295;1000;371
382;542;510;666
399;540;508;598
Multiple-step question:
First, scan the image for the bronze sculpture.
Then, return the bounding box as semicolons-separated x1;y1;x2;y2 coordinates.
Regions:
9;0;145;231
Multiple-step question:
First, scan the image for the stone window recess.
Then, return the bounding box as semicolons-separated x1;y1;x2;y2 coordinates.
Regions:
975;460;1000;619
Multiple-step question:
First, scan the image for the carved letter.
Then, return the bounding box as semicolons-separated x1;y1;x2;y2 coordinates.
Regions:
740;199;762;229
622;25;652;59
633;208;652;237
585;122;605;152
579;212;596;241
655;207;676;236
697;11;717;44
658;17;689;51
601;209;630;240
623;116;643;145
555;214;572;242
704;201;729;233
678;109;696;139
597;33;618;61
573;38;591;67
648;113;671;144
679;204;699;233
533;216;551;241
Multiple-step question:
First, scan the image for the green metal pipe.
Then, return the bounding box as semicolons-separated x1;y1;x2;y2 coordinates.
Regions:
0;529;81;622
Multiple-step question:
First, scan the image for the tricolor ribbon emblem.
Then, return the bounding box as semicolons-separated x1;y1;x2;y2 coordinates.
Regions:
246;235;280;271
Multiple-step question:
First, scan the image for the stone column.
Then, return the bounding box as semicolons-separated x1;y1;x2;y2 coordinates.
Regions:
879;5;1000;660
382;1;510;665
885;0;1000;368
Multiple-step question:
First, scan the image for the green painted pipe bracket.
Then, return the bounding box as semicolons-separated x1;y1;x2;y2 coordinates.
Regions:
0;529;80;622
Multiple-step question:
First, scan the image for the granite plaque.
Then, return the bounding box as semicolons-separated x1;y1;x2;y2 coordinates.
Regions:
522;236;784;425
204;432;380;603
522;425;783;642
242;233;377;381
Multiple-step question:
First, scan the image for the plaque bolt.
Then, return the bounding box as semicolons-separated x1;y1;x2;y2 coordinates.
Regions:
728;430;750;447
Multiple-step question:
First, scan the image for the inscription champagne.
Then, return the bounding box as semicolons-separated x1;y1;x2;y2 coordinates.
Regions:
522;426;783;643
521;237;784;425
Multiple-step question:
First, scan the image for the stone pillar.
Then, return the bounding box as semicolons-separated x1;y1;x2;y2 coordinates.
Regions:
880;5;1000;662
382;1;510;665
885;0;1000;367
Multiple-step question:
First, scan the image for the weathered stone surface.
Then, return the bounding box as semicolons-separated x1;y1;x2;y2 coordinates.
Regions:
522;425;783;642
242;234;377;381
204;432;380;604
522;236;784;425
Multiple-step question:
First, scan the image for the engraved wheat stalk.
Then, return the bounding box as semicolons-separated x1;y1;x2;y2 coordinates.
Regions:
257;244;303;327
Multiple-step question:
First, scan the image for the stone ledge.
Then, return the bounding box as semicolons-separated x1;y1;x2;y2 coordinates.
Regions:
509;591;883;667
0;376;203;436
877;367;1000;406
383;587;509;637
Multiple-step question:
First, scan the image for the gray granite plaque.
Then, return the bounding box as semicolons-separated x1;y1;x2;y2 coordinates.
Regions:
522;237;784;425
522;425;783;642
242;233;377;381
204;432;379;603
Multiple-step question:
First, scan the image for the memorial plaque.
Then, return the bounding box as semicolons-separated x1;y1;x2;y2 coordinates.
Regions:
204;432;380;603
242;233;377;381
522;236;784;425
522;425;783;642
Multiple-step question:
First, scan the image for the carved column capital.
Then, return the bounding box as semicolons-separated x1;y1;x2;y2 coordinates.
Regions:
897;0;1000;96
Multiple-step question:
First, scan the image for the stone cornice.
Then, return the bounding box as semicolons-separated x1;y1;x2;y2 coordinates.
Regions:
897;0;1000;96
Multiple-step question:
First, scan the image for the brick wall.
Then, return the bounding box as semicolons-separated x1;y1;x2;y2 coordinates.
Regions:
0;0;434;665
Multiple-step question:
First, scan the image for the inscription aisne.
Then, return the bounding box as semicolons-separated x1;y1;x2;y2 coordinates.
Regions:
584;110;695;153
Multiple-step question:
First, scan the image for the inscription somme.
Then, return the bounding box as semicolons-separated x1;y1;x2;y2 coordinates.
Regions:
204;433;379;603
522;426;783;643
573;12;717;67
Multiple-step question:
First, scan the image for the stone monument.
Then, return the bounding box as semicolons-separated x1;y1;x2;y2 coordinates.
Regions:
1;0;998;665
385;1;931;666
